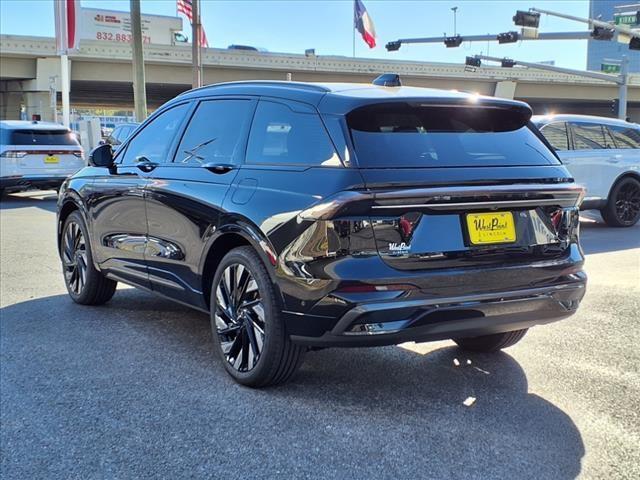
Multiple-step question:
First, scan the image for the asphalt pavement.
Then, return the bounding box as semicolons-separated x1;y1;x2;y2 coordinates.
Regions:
1;191;639;480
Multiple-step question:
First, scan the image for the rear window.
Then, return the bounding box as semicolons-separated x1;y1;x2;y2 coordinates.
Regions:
7;129;79;146
347;103;559;168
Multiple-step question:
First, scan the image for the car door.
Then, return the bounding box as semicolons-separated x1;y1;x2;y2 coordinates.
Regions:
88;103;191;290
564;121;612;201
607;123;640;187
144;97;256;309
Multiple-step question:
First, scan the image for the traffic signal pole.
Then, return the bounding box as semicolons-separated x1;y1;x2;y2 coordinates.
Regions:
473;54;630;119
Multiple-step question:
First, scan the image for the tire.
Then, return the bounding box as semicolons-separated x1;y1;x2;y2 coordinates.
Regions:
601;176;640;227
61;211;117;305
210;246;305;387
454;328;528;352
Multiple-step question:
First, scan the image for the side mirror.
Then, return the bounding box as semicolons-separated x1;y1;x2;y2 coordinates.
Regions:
89;143;114;168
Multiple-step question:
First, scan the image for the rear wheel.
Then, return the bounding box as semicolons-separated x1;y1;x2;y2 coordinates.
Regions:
210;246;305;387
601;177;640;227
61;211;117;305
454;328;528;352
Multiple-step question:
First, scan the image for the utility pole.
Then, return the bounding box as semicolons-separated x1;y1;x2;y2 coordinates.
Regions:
619;55;630;119
192;0;202;88
130;0;147;121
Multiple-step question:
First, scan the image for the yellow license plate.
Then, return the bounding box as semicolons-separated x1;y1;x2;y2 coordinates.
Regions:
466;211;516;245
44;155;59;164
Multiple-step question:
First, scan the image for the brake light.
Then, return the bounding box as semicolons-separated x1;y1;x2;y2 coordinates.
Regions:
73;150;84;159
0;151;27;158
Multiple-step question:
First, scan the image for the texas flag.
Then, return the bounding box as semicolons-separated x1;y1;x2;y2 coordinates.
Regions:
354;0;376;48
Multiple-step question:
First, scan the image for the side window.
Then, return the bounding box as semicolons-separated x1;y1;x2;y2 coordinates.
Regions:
609;125;640;149
570;122;606;150
602;126;616;149
540;122;569;151
246;101;340;166
175;99;253;164
121;103;189;165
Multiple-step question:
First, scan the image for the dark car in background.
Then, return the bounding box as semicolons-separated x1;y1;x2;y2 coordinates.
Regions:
56;80;587;387
103;123;139;147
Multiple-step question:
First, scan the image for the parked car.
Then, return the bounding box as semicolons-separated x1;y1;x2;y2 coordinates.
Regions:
57;80;587;387
103;123;139;147
533;114;640;227
1;120;84;195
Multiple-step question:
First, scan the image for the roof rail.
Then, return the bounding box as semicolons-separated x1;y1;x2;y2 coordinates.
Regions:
178;80;331;96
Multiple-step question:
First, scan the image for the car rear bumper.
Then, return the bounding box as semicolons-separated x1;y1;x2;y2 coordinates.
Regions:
1;175;69;190
289;273;586;347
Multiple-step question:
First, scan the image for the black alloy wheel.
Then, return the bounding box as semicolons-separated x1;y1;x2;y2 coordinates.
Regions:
602;177;640;227
210;246;305;387
214;263;265;372
61;211;117;305
62;219;88;295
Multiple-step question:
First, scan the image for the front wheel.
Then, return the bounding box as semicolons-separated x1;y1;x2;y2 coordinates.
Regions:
454;329;528;352
61;211;117;305
601;177;640;227
210;246;305;387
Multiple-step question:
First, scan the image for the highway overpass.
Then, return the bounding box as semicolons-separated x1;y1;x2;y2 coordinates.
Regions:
2;34;640;122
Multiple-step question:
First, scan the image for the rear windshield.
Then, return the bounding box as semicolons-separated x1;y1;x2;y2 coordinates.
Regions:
5;129;79;146
346;103;560;168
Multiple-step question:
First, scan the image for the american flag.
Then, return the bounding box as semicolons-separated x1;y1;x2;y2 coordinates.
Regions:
177;0;209;48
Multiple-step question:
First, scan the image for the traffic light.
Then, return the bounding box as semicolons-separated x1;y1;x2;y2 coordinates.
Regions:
501;58;516;68
611;99;619;114
630;37;640;50
444;35;463;48
591;26;615;41
466;56;481;67
513;10;540;28
386;41;401;52
497;31;519;44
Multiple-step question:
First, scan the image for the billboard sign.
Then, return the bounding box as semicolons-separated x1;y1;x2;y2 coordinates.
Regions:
80;8;183;45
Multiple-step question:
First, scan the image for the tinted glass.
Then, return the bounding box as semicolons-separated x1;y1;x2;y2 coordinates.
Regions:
609;124;640;149
539;122;569;151
122;104;189;164
175;99;252;164
347;103;558;167
571;122;606;150
246;101;339;166
7;129;79;146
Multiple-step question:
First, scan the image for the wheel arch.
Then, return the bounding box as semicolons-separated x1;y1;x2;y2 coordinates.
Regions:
607;170;640;200
200;221;279;309
57;192;87;253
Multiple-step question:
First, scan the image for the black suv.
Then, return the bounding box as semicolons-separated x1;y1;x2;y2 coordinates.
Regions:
57;80;587;387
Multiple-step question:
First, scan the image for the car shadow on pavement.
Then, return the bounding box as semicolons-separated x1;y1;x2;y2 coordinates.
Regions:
0;191;58;212
1;289;585;479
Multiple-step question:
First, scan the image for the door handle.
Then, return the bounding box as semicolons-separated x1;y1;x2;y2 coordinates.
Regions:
135;156;158;172
202;162;235;174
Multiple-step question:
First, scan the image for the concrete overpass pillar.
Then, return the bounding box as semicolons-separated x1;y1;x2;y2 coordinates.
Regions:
0;82;24;120
17;57;66;122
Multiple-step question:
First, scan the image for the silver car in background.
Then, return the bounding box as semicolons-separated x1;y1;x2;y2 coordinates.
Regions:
0;120;84;196
533;114;640;227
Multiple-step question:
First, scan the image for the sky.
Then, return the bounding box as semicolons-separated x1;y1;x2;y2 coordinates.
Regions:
0;0;594;69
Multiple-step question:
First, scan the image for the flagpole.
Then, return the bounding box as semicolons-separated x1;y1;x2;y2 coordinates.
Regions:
60;54;70;128
192;0;202;88
352;2;356;58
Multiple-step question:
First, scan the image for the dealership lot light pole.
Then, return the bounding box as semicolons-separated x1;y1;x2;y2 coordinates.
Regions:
130;0;147;121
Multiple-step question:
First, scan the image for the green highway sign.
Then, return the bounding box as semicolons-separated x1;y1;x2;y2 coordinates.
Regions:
614;12;639;26
601;63;621;74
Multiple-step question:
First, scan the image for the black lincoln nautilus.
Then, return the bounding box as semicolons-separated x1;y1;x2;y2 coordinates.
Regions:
57;78;587;387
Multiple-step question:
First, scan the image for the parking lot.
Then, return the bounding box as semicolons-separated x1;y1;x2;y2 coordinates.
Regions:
0;190;638;479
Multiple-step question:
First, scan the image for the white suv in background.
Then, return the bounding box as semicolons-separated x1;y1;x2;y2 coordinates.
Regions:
0;120;84;196
533;114;640;227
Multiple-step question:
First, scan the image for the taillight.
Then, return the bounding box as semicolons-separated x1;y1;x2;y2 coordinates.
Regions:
73;150;84;159
0;151;27;158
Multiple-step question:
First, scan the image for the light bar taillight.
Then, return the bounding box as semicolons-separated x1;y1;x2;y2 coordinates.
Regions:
0;151;27;158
